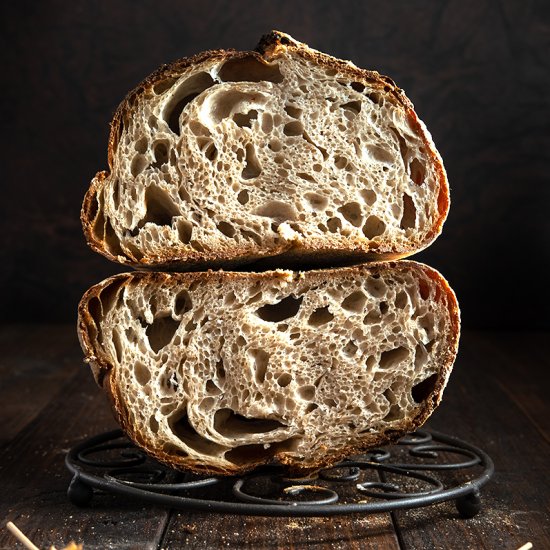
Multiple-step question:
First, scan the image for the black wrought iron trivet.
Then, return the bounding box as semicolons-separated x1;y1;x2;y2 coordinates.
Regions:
65;429;493;517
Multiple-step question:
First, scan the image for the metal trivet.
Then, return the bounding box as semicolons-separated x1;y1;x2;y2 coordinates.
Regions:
65;429;493;518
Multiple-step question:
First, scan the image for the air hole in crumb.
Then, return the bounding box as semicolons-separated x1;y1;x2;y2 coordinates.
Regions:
284;104;302;118
152;141;170;168
197;138;218;161
169;411;227;455
241;144;262;179
241;229;262;245
237;189;250;205
327;217;342;233
414;344;428;369
236;335;246;347
419;279;431;300
256;296;303;323
233;109;258;128
305;192;327;211
365;144;394;164
149;416;159;433
411;373;438;403
383;402;403;422
308;306;334;327
379;347;409;370
360;189;377;206
342;291;367;313
395;291;408;309
400;194;416;230
189;120;211;137
178;186;191;203
248;349;270;383
217;55;283;83
305;403;318;414
277;373;292;387
177;220;193;244
302;131;328;160
153;76;178;94
363;310;381;325
343;340;358;356
283;120;304;136
206;380;222;395
341;100;361;114
131;154;148;177
216;359;226;380
246;292;263;305
338;202;363;227
363;215;386;238
261;113;274;133
366;91;383;106
409;158;425;185
268;139;282;152
217;221;236;238
334;155;348;169
299;386;316;401
141;185;180;227
134;137;148;154
111;329;123;363
174;290;192;316
366;277;386;298
133;362;150;385
297;172;316;183
163;72;215;135
146;315;180;353
254;200;296;221
224;291;237;306
214;409;286;437
351;81;365;93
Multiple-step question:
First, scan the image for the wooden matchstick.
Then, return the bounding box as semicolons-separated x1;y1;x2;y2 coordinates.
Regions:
6;522;40;550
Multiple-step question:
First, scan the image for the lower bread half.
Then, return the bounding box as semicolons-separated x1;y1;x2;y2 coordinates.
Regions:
78;260;460;475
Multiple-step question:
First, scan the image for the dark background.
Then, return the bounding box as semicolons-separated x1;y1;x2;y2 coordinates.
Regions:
1;0;549;328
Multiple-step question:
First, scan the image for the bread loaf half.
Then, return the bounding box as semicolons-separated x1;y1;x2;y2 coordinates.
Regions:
78;261;459;475
82;31;449;269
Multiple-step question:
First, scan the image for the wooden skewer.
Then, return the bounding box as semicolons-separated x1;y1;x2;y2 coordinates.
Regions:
517;543;533;550
5;522;40;550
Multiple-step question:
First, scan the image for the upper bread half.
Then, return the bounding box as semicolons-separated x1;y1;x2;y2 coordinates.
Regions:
82;31;449;270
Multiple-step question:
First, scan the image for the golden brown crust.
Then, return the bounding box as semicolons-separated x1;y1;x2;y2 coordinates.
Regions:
77;261;460;476
81;31;450;271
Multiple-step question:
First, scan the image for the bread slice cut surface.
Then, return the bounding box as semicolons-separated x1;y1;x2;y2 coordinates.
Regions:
78;261;459;475
82;31;449;269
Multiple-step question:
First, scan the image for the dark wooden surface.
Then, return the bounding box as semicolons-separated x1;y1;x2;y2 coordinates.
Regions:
0;326;548;549
2;0;550;329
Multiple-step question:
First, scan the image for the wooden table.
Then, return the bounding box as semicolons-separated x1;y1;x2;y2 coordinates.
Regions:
1;325;548;549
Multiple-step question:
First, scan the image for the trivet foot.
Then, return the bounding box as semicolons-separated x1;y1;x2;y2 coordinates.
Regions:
455;490;481;518
68;474;93;507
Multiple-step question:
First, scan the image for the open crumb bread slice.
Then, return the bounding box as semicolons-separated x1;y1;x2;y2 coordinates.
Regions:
82;31;449;270
78;260;459;475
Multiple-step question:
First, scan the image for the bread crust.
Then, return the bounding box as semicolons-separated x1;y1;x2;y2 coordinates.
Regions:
78;260;460;476
81;31;450;270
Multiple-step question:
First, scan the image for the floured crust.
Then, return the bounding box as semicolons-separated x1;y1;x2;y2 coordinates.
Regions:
81;31;449;270
78;261;460;475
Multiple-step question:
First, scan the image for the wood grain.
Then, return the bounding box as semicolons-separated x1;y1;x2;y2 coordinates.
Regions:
1;326;549;548
394;331;550;549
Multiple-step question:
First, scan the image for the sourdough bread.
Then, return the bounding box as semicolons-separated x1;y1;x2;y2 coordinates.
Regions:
82;31;449;270
78;261;459;475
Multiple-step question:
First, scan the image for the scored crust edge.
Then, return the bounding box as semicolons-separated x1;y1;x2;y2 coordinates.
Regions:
81;30;450;270
77;260;460;476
